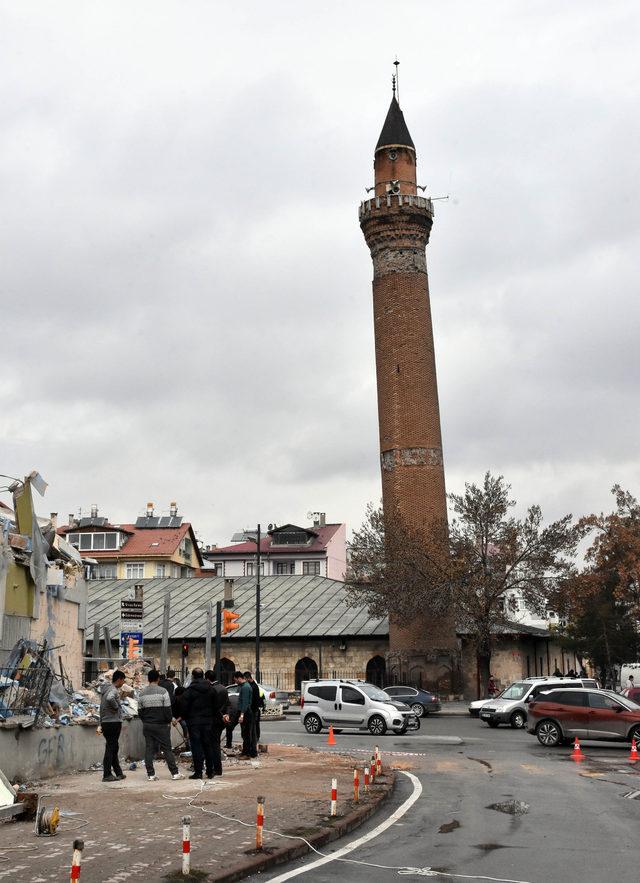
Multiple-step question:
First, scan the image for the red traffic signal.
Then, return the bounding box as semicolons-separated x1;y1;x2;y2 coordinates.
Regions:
181;642;189;658
222;609;240;635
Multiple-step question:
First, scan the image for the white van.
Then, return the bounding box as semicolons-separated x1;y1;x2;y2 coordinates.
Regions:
300;679;420;736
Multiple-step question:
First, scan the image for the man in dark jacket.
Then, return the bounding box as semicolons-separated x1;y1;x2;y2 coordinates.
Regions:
244;671;264;744
99;669;126;782
158;670;176;701
235;671;257;759
182;668;215;779
138;670;183;781
205;670;230;777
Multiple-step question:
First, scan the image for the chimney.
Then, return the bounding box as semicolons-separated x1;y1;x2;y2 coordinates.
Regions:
224;578;235;608
319;513;326;527
147;502;154;517
68;513;75;526
169;501;178;517
50;512;58;529
90;504;98;519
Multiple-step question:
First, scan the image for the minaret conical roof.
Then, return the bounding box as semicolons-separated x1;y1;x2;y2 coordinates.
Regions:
375;96;415;151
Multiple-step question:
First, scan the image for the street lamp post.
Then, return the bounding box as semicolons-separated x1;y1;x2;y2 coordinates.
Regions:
255;523;261;682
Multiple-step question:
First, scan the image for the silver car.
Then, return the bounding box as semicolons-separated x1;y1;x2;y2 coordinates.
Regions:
478;677;599;729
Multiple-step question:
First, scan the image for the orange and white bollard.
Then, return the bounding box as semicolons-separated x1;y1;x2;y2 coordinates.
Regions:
330;778;337;816
353;768;360;803
69;839;84;881
181;815;191;876
375;746;382;776
256;796;265;850
370;756;376;783
364;766;369;793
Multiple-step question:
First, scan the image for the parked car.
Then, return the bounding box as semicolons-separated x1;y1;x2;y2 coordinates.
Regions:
384;686;440;717
623;686;640;704
226;682;286;711
527;688;640;746
477;676;599;729
300;679;420;736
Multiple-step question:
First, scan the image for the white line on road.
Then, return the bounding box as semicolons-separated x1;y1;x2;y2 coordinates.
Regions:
266;770;423;881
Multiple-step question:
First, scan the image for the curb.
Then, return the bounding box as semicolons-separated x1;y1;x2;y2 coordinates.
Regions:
208;771;396;882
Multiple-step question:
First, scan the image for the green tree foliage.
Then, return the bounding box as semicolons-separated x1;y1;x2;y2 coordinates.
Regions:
553;485;640;683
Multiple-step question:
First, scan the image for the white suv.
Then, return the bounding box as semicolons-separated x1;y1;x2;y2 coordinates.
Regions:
300;679;420;736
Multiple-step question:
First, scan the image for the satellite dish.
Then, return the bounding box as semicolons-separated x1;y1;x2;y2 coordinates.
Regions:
306;511;314;520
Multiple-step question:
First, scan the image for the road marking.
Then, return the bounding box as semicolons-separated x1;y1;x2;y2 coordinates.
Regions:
266;771;422;881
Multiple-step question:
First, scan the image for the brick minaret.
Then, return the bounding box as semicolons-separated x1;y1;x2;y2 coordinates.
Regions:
360;86;457;688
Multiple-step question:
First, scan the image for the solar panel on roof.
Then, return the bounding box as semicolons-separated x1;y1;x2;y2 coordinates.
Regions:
135;516;160;528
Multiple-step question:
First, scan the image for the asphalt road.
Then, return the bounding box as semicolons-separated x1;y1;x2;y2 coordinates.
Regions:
257;714;640;883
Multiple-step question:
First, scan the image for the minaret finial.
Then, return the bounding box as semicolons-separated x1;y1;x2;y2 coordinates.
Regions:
394;58;400;105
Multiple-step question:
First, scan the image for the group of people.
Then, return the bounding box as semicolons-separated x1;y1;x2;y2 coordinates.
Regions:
99;666;265;783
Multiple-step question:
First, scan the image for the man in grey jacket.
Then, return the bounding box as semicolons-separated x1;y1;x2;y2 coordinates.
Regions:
99;670;126;782
138;669;183;781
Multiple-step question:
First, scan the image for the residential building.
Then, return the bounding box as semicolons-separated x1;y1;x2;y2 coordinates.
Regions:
202;516;347;581
58;502;203;579
1;473;87;684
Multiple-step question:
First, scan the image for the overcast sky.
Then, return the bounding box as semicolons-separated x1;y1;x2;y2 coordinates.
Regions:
1;1;639;546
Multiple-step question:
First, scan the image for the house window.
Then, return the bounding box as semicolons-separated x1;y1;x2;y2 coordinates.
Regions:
246;562;264;576
303;561;321;575
68;531;121;551
172;564;181;577
156;564;166;577
126;562;145;578
274;561;295;575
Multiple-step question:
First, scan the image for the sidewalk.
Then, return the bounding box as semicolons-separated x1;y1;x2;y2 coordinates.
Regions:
0;744;393;882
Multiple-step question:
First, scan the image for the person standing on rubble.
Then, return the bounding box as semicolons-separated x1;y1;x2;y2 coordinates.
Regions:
138;670;183;781
99;670;126;783
182;667;215;779
205;670;230;777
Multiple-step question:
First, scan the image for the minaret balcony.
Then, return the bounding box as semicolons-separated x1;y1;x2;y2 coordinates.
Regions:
358;193;434;220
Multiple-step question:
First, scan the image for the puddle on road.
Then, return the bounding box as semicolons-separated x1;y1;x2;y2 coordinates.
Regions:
438;819;461;833
486;799;530;815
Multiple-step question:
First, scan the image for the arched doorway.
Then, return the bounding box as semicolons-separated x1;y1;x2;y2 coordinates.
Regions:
219;657;235;685
295;657;318;690
366;655;386;687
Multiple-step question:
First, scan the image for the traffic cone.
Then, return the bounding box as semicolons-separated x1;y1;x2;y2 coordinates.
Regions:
571;737;584;762
327;725;336;746
629;739;638;762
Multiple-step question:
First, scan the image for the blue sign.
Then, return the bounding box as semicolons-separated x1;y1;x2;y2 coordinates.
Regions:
119;631;143;647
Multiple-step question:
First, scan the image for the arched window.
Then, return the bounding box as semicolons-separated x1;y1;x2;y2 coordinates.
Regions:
366;655;386;687
219;657;235;685
295;657;318;690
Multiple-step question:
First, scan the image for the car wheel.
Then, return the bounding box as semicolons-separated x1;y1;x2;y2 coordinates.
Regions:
368;714;387;736
487;720;500;728
410;703;425;718
303;713;322;734
629;725;640;742
536;720;561;747
510;710;526;729
394;723;408;735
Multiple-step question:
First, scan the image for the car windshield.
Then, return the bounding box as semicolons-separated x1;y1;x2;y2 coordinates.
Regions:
360;684;391;702
499;682;529;700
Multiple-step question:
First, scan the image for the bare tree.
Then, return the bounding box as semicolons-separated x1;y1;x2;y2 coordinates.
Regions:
347;473;578;693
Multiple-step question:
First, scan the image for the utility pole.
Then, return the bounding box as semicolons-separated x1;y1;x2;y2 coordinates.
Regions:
205;601;212;671
215;601;222;681
256;523;261;682
160;593;171;674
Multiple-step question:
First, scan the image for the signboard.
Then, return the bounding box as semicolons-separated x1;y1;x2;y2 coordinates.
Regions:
121;599;144;620
120;631;144;658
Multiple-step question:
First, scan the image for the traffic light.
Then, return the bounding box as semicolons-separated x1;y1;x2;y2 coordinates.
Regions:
181;642;189;658
222;609;240;635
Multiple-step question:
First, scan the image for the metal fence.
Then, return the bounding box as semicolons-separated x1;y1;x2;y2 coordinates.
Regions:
0;662;54;725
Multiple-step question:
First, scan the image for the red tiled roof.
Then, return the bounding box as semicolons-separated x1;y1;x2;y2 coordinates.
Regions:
57;522;203;564
209;523;342;557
